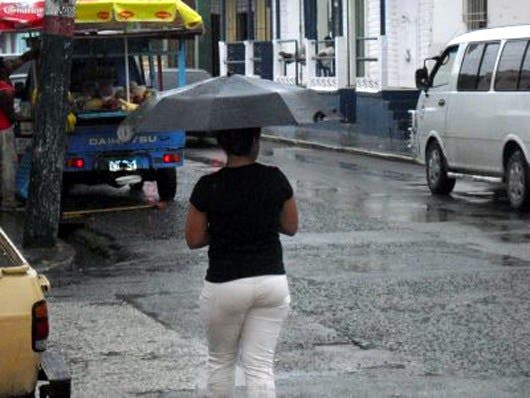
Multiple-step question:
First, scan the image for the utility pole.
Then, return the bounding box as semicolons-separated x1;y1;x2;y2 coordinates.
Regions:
23;0;76;248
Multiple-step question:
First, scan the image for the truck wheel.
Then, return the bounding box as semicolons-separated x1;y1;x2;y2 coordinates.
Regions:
156;168;177;201
506;150;530;211
426;141;455;195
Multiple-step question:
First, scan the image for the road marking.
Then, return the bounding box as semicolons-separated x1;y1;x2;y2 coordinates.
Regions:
62;204;156;219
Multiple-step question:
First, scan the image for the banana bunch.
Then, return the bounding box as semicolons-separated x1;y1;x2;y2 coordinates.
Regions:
119;99;139;112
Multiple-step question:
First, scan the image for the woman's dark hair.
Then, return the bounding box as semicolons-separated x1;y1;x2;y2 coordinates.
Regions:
216;128;261;156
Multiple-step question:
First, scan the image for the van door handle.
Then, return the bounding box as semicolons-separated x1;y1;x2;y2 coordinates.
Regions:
438;99;446;106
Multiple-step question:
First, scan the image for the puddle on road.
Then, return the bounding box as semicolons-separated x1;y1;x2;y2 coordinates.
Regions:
497;233;530;244
283;343;418;375
499;255;530;267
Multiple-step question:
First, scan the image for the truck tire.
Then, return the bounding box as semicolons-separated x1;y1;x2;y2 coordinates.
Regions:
506;149;530;211
426;141;455;195
156;168;177;201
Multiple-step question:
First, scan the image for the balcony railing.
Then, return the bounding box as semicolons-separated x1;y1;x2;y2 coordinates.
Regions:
355;36;385;92
219;35;376;92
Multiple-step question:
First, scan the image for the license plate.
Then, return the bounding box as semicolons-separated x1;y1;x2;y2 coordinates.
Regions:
108;159;137;172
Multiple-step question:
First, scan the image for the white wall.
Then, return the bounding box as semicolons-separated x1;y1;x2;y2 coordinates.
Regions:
365;0;381;83
279;0;302;40
387;0;420;87
488;0;530;27
431;0;466;55
417;0;434;63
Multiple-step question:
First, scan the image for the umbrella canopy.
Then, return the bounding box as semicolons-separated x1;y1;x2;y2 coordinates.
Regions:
76;0;201;28
117;74;331;139
0;0;202;32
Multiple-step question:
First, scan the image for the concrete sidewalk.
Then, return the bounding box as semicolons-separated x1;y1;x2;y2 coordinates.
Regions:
263;120;415;163
0;211;75;272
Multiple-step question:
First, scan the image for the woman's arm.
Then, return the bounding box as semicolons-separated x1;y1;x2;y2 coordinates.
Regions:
185;204;209;249
279;197;298;236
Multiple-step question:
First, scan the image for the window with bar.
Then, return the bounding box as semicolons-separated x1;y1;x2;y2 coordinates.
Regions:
464;0;487;31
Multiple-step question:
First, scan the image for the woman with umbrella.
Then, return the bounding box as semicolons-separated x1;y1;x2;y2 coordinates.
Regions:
185;127;298;397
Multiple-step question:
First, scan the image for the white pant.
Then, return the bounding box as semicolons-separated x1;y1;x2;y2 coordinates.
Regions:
199;275;290;398
0;126;17;206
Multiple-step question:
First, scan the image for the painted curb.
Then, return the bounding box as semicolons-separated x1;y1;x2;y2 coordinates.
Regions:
261;134;418;164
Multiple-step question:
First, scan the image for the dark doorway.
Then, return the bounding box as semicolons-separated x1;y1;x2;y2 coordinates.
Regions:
236;12;249;40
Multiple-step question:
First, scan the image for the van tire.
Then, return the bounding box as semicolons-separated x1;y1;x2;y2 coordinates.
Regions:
506;150;530;211
426;142;455;195
156;168;177;201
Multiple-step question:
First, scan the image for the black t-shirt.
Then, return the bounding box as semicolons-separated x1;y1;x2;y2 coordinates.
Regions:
190;163;293;283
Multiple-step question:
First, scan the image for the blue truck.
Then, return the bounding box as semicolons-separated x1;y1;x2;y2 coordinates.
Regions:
16;35;190;201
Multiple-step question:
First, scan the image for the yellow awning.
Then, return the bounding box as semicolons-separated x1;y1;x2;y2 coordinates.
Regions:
75;0;202;29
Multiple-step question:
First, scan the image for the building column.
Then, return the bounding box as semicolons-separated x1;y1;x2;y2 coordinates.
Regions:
304;38;316;87
379;0;388;89
244;40;254;76
344;0;356;87
219;41;228;76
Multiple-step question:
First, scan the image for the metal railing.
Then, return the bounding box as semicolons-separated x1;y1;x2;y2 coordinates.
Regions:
276;39;303;86
355;36;381;91
225;41;246;75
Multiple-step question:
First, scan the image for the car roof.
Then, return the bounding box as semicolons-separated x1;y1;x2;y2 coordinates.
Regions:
448;24;530;45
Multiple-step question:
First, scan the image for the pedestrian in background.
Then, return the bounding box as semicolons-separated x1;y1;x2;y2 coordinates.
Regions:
185;128;298;397
0;50;37;209
315;35;335;77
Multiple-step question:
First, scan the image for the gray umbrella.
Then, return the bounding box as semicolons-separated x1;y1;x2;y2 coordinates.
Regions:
117;75;331;141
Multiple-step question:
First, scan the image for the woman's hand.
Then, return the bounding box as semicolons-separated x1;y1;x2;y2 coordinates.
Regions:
279;197;298;236
185;204;210;249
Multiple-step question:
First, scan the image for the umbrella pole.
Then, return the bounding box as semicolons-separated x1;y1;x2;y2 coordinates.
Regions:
32;60;38;92
124;34;131;102
157;54;163;91
139;55;146;83
148;43;155;88
178;39;186;87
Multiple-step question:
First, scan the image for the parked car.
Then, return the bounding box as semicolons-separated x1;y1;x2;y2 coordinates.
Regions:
411;25;530;210
0;228;70;397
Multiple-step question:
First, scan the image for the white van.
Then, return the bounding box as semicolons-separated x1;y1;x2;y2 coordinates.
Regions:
411;25;530;210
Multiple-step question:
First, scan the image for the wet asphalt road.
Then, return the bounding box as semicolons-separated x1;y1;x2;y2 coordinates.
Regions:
46;140;530;397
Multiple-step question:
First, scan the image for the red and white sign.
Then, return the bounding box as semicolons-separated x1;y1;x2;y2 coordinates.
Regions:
0;0;44;31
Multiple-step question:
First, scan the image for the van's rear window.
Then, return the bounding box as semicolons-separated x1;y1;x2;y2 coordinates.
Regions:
495;40;529;91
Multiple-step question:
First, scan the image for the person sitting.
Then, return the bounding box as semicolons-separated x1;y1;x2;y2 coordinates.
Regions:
315;36;335;77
